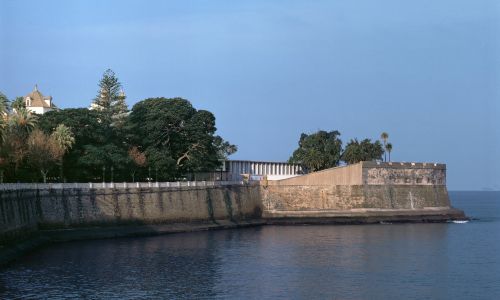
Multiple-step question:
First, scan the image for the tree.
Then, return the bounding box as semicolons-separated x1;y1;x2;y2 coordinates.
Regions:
0;92;9;142
385;143;393;162
78;144;129;181
0;92;9;113
11;97;25;112
380;132;389;162
289;130;343;172
214;135;238;159
0;92;9;182
127;97;233;179
91;69;128;128
342;138;384;164
128;146;147;182
27;129;63;183
51;124;75;180
38;108;118;181
6;108;38;173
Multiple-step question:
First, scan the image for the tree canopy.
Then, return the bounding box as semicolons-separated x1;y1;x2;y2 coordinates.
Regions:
341;138;384;164
289;130;386;170
0;69;236;182
288;130;343;172
127;97;235;180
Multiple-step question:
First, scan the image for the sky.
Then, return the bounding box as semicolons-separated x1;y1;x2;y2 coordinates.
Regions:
1;0;499;190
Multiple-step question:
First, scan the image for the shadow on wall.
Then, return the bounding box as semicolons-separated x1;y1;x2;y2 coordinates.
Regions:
0;185;263;241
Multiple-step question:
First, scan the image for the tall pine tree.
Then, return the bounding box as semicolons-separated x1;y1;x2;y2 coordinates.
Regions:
91;69;128;128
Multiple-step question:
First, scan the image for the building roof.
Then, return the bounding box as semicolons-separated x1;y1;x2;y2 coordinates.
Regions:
25;85;53;108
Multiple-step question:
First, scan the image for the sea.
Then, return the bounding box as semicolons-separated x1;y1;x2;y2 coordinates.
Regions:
0;191;498;299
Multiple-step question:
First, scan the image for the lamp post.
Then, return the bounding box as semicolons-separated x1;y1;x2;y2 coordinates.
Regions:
148;166;151;182
155;167;158;182
111;166;114;183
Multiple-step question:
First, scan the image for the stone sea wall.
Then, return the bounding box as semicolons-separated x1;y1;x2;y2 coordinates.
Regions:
262;185;450;211
0;184;262;243
0;162;463;246
262;162;451;211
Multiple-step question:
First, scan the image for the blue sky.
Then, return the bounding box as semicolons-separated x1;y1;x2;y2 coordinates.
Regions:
1;0;499;190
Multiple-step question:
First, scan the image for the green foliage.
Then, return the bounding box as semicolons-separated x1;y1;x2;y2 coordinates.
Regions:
0;82;235;182
0;92;9;114
385;143;393;162
52;124;75;153
289;130;342;172
91;69;128;128
342;138;384;164
127;97;233;179
380;132;389;162
38;108;126;181
11;97;25;111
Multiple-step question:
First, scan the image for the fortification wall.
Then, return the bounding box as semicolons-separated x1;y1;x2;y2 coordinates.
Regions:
269;163;363;186
262;184;450;211
0;190;39;242
0;185;262;242
262;162;451;212
0;162;460;245
362;162;446;185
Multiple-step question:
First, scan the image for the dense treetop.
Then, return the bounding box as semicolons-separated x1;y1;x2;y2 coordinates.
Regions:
289;130;386;172
0;70;236;182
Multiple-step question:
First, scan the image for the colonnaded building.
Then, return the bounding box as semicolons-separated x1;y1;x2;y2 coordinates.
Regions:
222;160;304;181
24;85;56;114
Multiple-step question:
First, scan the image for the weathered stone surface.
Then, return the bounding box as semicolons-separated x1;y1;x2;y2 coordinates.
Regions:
0;185;262;241
261;162;460;219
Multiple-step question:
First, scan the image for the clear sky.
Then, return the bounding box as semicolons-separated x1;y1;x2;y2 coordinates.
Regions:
1;0;499;190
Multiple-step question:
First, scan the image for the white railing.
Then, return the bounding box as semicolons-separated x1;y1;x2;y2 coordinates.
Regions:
0;180;259;190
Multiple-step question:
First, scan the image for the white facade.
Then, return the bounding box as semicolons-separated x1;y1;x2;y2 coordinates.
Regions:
24;85;55;115
26;105;52;115
225;160;304;181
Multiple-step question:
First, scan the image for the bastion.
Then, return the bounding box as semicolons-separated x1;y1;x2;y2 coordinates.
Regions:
261;161;465;223
0;161;466;265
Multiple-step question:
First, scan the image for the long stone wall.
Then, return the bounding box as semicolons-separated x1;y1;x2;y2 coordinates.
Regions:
0;162;465;247
0;190;39;242
0;185;262;242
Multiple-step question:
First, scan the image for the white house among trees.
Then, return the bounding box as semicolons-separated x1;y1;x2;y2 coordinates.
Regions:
24;85;55;114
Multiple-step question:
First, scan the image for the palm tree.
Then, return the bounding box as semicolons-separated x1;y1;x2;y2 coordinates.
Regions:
51;124;75;181
9;107;37;133
380;132;389;162
0;92;9;113
7;108;38;173
0;92;9;143
11;97;25;112
385;143;393;162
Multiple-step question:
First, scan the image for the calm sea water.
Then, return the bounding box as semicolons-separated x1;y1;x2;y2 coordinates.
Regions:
0;191;499;299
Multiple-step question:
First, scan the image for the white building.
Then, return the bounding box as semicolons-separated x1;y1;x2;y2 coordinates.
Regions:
24;85;55;114
224;160;304;181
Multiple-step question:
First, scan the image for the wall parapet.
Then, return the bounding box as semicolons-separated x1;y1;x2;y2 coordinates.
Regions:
0;181;256;191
